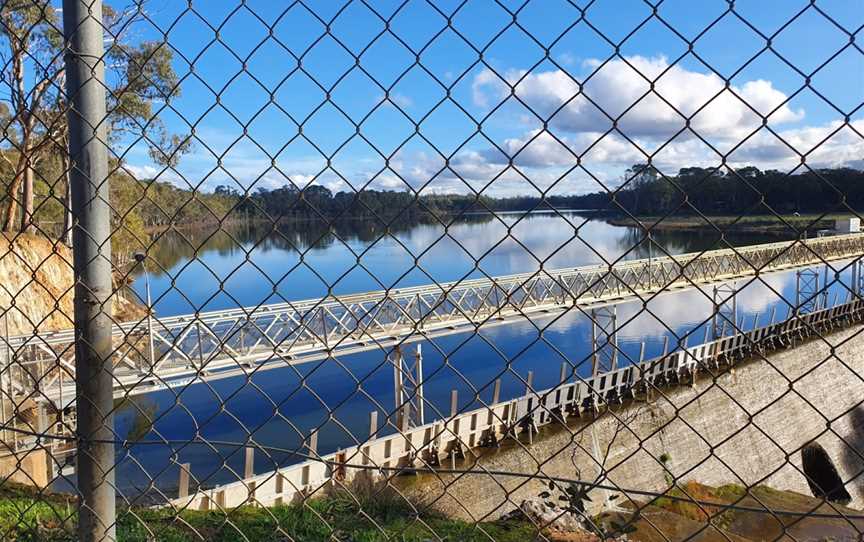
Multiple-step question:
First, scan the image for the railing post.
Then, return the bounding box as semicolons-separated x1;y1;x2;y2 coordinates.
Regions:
178;463;191;500
449;390;458;470
308;431;318;456
414;344;425;425
245;446;256;503
62;1;116;540
591;306;618;376
369;410;378;438
822;265;830;309
245;446;255;479
450;389;458;418
392;346;404;428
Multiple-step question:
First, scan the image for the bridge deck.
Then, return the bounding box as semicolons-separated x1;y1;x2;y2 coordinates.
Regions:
4;233;864;406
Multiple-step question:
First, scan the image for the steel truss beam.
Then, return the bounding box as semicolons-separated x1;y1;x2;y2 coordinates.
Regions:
797;268;822;314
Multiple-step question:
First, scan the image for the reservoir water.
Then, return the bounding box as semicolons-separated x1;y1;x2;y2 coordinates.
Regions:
102;212;852;498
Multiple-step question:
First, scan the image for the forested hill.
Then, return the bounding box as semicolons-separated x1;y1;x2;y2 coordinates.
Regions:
122;165;863;230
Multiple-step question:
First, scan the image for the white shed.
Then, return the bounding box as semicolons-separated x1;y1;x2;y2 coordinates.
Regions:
835;217;861;234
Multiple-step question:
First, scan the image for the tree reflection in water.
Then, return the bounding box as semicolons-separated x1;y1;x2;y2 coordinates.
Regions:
140;214;496;277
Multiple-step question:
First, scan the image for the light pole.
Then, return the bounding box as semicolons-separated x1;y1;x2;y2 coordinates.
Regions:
134;252;156;374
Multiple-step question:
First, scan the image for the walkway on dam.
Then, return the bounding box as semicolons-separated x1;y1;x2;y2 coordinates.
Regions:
170;295;864;511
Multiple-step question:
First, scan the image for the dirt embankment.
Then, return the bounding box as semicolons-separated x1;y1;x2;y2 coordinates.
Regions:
0;234;144;336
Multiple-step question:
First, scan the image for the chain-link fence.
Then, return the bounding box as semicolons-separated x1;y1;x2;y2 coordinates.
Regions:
0;0;863;540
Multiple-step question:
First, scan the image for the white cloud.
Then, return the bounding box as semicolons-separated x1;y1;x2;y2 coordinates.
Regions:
473;56;805;141
463;119;864;187
729;120;864;170
472;69;504;109
556;52;577;67
437;55;863;194
123;55;861;198
390;92;414;109
122;163;168;181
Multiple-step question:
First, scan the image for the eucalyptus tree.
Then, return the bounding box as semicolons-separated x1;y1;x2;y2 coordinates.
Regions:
0;1;188;238
0;1;62;233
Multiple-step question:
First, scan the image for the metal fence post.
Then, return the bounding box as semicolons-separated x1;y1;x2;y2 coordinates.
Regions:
62;1;116;540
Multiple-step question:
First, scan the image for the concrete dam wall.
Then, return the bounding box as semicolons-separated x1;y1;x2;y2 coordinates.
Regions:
406;323;864;520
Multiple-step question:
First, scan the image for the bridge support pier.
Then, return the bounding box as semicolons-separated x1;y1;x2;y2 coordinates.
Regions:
0;400;55;488
591;306;618;377
797;268;823;314
712;283;738;340
392;345;424;430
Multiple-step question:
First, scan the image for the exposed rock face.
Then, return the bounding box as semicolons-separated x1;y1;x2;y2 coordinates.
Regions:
0;234;75;335
512;482;864;541
0;234;143;336
513;498;631;542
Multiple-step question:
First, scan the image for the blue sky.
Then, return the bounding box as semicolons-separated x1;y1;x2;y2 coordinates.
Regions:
116;0;864;197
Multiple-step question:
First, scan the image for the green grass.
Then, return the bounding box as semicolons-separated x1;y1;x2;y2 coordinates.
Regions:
0;482;537;542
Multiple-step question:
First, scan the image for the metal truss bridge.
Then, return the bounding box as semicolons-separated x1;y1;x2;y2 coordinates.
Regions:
6;233;864;408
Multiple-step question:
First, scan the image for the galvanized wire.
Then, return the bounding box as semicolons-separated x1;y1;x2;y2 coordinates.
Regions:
0;1;861;541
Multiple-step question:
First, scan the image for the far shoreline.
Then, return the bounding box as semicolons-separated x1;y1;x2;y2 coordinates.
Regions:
602;213;856;235
137;209;858;237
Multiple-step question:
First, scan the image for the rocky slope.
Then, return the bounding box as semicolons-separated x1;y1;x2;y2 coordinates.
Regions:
0;234;143;336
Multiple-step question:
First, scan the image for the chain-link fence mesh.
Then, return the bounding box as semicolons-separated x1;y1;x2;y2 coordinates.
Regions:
0;0;862;540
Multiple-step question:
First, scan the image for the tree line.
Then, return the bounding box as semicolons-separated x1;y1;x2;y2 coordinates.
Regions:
12;160;864;258
215;184;607;221
605;164;864;216
222;164;864;222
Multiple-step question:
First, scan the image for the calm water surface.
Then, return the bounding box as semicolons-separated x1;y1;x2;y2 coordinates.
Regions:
98;212;854;497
